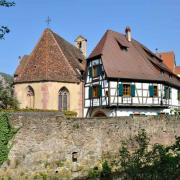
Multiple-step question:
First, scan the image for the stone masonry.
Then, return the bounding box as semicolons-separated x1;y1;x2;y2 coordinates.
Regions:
0;112;180;179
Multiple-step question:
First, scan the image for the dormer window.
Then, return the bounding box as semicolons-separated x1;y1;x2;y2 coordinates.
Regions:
116;40;128;51
78;59;83;64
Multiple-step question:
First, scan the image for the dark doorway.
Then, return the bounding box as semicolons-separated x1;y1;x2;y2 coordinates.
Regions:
93;111;107;117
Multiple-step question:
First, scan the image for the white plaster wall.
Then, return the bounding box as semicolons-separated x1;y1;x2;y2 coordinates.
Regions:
171;88;178;106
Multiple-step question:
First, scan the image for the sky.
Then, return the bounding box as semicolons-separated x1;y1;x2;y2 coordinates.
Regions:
0;0;180;75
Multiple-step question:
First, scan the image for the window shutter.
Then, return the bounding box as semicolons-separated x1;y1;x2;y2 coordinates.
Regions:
178;90;180;101
97;66;102;76
164;86;167;99
131;84;136;97
98;85;102;97
164;86;171;99
89;86;92;98
118;83;123;96
89;68;92;78
169;88;172;99
149;85;154;97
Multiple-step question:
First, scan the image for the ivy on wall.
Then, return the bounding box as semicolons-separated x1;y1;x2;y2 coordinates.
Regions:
0;112;16;166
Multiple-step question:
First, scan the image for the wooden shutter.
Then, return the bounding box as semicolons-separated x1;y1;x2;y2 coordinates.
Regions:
169;88;172;99
89;68;92;78
89;86;92;98
149;85;154;97
131;84;136;97
97;66;102;76
164;86;167;99
164;86;171;99
98;85;102;97
178;90;180;101
118;83;123;96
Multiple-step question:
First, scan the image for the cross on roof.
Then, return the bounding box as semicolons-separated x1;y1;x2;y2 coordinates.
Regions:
46;16;51;27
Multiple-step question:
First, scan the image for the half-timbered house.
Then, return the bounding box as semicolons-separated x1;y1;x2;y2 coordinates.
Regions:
84;27;180;117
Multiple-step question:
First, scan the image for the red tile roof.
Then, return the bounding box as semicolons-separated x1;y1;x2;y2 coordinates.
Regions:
14;29;86;83
88;30;180;88
158;52;176;72
175;66;180;75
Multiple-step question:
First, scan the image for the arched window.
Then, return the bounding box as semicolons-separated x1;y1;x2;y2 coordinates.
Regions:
58;87;70;111
26;86;35;109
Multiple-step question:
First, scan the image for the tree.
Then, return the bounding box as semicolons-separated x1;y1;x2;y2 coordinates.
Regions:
0;0;15;39
0;80;19;109
118;129;180;179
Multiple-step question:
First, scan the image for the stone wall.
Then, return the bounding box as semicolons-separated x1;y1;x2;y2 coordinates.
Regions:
0;113;180;179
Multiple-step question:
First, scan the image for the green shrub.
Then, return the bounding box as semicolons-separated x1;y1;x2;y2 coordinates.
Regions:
118;129;180;179
88;166;101;178
63;110;77;118
40;173;47;180
101;160;112;177
0;112;17;166
88;161;112;178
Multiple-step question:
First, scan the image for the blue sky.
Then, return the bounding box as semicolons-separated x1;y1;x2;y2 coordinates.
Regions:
0;0;180;75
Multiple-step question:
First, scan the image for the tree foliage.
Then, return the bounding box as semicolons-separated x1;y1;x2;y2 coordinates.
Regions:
0;80;19;109
118;129;180;180
0;112;16;166
0;0;15;39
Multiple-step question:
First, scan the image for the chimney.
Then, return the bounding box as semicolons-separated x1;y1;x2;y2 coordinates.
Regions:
125;26;131;42
75;35;87;57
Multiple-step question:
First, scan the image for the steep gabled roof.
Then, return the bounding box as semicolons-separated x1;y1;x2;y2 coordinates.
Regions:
14;29;86;83
158;51;176;72
175;66;180;75
88;30;180;88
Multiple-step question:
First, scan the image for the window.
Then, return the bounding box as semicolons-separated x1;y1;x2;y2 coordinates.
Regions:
93;85;99;97
92;65;102;78
89;85;102;98
163;86;171;99
149;85;158;97
116;40;128;51
93;66;98;77
78;59;83;64
26;86;35;108
123;84;131;96
58;87;69;111
154;85;158;97
118;83;136;97
105;90;109;97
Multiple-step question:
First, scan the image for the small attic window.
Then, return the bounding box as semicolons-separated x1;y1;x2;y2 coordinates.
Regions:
117;40;128;51
78;59;83;63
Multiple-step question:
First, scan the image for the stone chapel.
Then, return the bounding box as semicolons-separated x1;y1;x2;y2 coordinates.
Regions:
13;29;87;117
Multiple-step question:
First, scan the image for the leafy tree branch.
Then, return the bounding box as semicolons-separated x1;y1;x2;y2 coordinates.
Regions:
0;0;15;39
